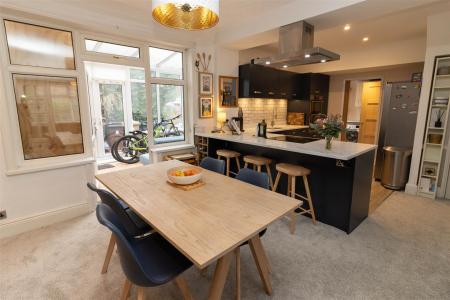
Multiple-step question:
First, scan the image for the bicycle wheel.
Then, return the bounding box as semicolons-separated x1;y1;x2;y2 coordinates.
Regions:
113;135;140;164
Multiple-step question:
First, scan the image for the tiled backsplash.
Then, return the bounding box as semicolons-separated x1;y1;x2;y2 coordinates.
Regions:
238;98;288;129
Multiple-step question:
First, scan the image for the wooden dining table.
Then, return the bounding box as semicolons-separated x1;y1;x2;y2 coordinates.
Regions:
96;160;299;299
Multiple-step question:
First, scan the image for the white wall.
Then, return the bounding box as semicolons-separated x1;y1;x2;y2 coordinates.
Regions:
347;81;362;122
193;45;240;133
407;10;450;195
0;72;96;238
328;63;424;117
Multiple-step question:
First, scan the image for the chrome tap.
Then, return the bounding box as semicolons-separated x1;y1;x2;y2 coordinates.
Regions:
271;107;277;128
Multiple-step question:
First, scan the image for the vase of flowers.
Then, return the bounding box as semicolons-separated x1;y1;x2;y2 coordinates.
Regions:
310;114;346;150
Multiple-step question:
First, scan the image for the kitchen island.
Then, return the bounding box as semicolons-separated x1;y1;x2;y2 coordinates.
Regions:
195;131;377;233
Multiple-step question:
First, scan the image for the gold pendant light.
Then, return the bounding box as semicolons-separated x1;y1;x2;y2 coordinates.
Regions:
152;0;219;30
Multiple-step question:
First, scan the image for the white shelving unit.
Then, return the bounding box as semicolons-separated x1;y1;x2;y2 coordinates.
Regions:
418;56;450;198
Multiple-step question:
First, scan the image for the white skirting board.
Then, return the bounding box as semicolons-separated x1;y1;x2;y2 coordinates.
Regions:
0;202;93;239
405;183;418;195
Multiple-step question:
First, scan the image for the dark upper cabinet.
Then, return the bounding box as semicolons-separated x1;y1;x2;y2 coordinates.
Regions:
239;64;293;99
239;64;269;98
238;64;329;108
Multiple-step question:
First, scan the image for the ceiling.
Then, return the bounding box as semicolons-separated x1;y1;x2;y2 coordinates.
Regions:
238;0;450;73
0;0;363;47
235;0;450;51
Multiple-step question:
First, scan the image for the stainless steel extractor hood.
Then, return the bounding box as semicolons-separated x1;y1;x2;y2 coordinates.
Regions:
252;21;340;68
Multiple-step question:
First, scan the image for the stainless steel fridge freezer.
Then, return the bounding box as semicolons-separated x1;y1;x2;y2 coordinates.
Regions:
374;81;421;181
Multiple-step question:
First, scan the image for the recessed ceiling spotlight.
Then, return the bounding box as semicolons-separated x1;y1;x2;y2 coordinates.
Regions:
362;37;369;42
344;24;351;31
321;59;327;63
283;65;288;68
265;61;271;65
304;54;311;58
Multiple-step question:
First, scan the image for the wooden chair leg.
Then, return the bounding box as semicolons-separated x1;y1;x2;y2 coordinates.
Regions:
175;276;193;300
272;171;281;192
226;158;230;177
290;176;297;234
244;162;248;169
102;233;116;274
120;279;132;300
137;287;145;300
257;165;262;172
287;176;292;197
235;157;241;170
265;164;274;190
235;248;241;300
303;175;317;225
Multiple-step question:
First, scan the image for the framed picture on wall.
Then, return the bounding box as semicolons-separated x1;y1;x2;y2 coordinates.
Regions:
199;72;213;95
219;75;238;107
199;96;213;118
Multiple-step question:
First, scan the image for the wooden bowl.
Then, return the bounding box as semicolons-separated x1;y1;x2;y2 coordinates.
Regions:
167;166;203;185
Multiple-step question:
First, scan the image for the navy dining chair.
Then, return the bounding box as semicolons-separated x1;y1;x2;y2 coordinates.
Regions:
96;203;193;300
200;157;226;174
235;167;270;189
234;168;272;299
87;183;152;274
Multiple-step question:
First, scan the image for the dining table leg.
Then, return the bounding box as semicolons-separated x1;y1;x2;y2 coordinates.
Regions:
208;251;233;300
248;235;273;295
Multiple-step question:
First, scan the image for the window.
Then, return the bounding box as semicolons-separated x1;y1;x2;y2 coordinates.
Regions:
149;47;185;144
130;68;147;131
85;39;140;58
152;84;184;144
12;74;83;159
150;47;183;79
4;20;75;70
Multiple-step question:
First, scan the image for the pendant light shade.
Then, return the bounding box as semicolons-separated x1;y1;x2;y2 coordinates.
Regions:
152;0;219;30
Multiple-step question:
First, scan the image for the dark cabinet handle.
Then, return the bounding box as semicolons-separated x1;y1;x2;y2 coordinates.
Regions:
268;92;275;95
253;91;262;94
292;93;297;96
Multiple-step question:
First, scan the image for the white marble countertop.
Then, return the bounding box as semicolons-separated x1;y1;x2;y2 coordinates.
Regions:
196;131;377;160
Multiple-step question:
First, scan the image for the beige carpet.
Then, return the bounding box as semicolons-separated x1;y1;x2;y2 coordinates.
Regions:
1;192;450;299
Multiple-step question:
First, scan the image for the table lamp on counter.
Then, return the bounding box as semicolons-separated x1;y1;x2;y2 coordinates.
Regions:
216;111;227;133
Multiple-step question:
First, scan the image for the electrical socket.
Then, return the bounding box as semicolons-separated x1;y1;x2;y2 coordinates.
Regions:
0;210;6;220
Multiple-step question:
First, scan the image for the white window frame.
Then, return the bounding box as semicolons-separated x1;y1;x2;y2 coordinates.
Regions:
148;44;190;149
0;16;94;175
79;32;192;150
0;15;193;175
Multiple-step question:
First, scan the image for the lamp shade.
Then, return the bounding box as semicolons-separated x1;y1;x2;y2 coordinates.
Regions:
217;111;226;123
152;0;219;30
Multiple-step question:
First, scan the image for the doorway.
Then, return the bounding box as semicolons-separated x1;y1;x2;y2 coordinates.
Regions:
85;62;147;161
342;79;383;144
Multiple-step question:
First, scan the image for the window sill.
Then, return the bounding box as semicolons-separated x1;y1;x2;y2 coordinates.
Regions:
5;157;95;176
150;143;195;153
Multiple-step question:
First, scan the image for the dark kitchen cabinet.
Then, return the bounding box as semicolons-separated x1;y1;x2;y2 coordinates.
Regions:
238;64;329;109
239;64;269;98
239;64;294;99
298;73;330;114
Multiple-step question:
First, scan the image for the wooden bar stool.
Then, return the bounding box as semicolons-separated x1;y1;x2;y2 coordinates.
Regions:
272;163;317;234
217;149;241;176
243;155;274;189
